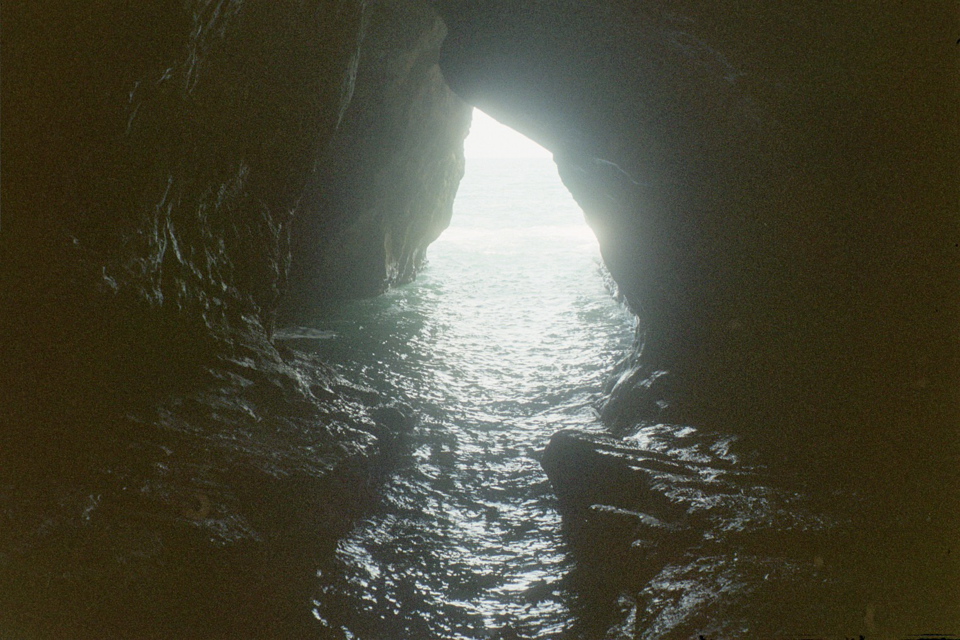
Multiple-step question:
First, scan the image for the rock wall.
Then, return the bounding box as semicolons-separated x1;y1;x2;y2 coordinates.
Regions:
283;0;471;313
431;1;958;634
2;0;468;438
432;0;959;479
2;0;366;425
3;0;957;636
1;1;466;635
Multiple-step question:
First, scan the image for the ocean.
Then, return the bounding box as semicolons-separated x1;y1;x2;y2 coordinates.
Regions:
274;155;911;639
282;156;636;638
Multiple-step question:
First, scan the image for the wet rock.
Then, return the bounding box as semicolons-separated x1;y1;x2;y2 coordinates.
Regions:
3;1;367;378
282;0;471;313
333;382;382;407
1;0;465;468
542;429;688;522
4;0;956;637
434;0;957;486
0;346;417;637
541;429;698;598
541;420;960;637
435;5;957;631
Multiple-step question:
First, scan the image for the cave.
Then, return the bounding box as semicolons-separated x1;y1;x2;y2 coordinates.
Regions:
1;1;957;638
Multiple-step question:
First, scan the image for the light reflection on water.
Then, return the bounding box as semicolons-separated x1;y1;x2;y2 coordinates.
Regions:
278;158;960;637
285;158;636;638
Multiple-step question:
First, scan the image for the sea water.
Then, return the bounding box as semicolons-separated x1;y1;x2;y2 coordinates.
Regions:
283;156;636;638
277;148;955;637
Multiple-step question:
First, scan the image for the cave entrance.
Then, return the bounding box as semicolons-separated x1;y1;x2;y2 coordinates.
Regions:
307;109;637;635
425;106;624;382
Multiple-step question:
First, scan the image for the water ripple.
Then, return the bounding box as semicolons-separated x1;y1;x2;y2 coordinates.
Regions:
293;159;635;638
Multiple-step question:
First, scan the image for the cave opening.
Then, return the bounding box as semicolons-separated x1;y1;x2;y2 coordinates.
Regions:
280;108;639;637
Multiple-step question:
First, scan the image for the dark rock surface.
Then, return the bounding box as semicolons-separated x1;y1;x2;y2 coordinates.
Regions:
2;0;466;426
283;0;472;312
433;0;958;479
2;0;366;438
542;427;956;637
1;342;415;637
429;1;957;634
1;1;454;636
4;0;364;336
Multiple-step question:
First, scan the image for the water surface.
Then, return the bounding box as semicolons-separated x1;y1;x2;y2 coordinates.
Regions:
276;155;923;639
280;157;635;638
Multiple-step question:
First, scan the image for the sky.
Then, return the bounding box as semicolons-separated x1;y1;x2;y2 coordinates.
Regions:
463;108;552;159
